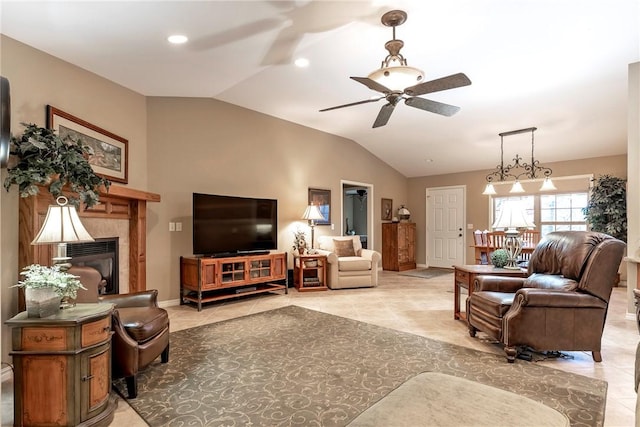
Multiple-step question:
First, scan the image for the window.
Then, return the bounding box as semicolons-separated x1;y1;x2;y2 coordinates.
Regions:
539;193;588;235
492;192;588;237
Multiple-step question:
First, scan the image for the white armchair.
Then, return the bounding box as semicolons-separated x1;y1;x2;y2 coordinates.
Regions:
316;236;381;289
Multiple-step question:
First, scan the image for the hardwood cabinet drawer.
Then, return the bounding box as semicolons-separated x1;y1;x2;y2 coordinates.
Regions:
455;269;469;284
21;327;67;351
81;315;111;347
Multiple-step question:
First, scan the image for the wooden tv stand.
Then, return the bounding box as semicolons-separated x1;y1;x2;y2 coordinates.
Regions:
180;252;288;311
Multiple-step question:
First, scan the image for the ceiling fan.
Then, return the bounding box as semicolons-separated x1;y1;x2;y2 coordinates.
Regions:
320;10;471;128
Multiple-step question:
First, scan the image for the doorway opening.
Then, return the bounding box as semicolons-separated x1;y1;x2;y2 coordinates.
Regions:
341;180;373;249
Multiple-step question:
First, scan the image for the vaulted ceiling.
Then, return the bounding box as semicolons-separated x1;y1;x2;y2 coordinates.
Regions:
2;1;638;177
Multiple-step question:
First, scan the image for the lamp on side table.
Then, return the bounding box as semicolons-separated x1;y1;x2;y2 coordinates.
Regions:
302;204;325;249
492;199;535;269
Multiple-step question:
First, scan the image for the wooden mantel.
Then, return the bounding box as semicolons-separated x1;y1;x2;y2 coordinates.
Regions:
19;184;161;298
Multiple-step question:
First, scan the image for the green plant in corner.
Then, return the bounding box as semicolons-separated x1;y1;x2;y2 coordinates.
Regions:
3;123;110;208
582;174;627;242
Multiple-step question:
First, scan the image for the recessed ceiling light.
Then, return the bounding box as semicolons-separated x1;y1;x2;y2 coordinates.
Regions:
167;35;188;44
294;57;309;68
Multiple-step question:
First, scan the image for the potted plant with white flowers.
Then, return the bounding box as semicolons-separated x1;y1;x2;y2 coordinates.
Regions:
14;264;86;318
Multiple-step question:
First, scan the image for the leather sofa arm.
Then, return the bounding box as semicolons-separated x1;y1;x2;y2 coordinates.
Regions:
99;289;159;308
474;276;526;292
110;309;140;377
514;288;608;309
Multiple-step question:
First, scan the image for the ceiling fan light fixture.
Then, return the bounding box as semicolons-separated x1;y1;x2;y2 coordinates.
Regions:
318;9;470;128
368;65;424;92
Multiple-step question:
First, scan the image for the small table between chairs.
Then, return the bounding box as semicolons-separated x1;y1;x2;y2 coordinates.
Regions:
453;265;528;321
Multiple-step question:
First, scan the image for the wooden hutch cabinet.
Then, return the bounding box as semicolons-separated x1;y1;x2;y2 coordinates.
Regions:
6;303;117;427
382;222;417;271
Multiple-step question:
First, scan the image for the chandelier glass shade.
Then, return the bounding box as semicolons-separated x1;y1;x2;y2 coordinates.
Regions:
482;127;556;195
368;65;424;92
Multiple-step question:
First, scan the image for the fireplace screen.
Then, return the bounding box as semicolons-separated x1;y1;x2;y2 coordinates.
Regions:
67;237;119;295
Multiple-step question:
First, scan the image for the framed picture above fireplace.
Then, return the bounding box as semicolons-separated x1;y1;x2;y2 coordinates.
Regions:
47;105;128;183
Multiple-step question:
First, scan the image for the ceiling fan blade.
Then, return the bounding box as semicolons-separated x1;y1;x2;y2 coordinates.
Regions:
404;73;472;97
405;97;461;116
319;96;384;112
372;103;395;128
351;77;392;94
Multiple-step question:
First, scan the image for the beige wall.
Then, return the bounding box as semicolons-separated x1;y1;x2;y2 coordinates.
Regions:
144;97;408;302
408;155;627;266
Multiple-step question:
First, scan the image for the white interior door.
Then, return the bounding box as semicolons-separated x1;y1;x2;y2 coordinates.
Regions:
427;186;465;268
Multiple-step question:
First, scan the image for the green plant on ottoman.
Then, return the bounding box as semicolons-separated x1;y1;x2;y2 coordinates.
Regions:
491;249;509;268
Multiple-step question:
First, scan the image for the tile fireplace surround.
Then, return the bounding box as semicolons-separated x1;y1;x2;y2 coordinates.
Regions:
18;185;160;304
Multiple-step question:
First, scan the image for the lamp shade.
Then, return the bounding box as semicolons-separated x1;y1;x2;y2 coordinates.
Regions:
368;65;425;92
492;200;535;230
509;181;525;193
540;177;557;191
32;197;94;244
302;204;325;222
482;183;497;195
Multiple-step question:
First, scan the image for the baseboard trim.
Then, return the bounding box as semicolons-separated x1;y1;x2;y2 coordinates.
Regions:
158;298;181;308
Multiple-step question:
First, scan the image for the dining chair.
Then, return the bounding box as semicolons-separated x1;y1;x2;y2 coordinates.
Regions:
473;230;489;264
518;230;540;263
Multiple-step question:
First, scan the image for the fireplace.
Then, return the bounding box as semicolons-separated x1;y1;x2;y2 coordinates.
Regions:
67;237;119;295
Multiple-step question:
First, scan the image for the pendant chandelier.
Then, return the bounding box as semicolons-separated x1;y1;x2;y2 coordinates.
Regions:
482;127;556;195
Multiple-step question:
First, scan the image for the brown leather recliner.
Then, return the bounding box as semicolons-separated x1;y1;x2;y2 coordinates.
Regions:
98;290;170;398
68;265;107;303
466;231;625;363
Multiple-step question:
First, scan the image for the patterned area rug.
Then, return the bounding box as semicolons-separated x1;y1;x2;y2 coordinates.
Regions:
116;306;607;427
398;267;453;279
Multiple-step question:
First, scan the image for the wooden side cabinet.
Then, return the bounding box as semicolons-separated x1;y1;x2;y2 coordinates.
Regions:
294;254;328;291
382;222;417;271
6;303;117;427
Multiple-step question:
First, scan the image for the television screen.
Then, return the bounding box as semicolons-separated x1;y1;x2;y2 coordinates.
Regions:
193;193;278;256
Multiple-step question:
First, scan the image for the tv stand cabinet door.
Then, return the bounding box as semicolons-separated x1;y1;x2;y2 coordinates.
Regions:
180;257;218;291
272;253;286;279
199;258;218;289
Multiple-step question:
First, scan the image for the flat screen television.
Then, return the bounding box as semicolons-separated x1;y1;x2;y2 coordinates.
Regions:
192;193;278;256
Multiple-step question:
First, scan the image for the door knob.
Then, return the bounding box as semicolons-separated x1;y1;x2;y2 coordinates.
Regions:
458;233;462;237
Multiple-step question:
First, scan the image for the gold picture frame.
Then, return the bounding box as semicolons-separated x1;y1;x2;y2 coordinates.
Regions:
47;105;128;183
308;188;331;225
381;198;393;221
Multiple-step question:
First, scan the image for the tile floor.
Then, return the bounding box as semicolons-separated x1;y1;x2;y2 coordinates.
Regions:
2;270;637;426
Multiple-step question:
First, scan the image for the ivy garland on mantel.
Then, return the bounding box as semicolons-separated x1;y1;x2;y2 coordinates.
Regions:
3;123;110;208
